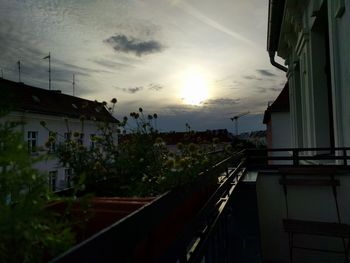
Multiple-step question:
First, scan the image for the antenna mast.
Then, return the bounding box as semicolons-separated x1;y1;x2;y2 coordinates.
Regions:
49;52;51;90
43;52;51;90
17;60;21;82
72;74;75;96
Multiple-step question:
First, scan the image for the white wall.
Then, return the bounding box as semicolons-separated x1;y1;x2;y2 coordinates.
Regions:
280;0;350;148
268;112;292;165
270;112;291;149
1;111;118;191
257;170;350;263
328;0;350;147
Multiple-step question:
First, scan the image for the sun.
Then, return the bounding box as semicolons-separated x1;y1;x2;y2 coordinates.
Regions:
181;69;209;106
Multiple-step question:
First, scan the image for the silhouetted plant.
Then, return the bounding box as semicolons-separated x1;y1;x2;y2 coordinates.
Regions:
43;100;230;196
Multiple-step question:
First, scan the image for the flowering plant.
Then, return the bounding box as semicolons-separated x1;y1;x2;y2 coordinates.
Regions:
43;101;231;196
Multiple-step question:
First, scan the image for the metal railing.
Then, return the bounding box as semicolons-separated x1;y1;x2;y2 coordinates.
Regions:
52;147;350;262
158;158;246;263
52;151;246;262
246;147;350;168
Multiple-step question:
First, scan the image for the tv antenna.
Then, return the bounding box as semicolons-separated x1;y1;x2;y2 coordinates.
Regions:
43;52;51;90
17;60;21;82
72;74;75;96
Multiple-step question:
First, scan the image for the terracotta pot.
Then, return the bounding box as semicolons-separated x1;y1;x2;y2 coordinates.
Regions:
47;197;155;242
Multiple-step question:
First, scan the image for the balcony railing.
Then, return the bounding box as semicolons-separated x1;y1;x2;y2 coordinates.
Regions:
247;147;350;168
52;147;350;262
52;151;247;262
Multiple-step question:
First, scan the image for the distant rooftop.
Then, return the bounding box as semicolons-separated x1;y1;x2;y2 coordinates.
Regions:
119;129;232;145
263;82;289;124
0;78;117;123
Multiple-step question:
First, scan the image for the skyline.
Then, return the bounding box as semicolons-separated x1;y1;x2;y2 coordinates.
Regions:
0;0;286;133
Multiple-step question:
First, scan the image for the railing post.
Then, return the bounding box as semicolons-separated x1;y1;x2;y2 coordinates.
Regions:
292;149;299;165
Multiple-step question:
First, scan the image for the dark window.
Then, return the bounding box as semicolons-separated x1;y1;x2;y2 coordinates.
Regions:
49;171;57;191
64;168;72;188
64;132;72;142
90;134;95;149
78;133;84;145
27;131;38;152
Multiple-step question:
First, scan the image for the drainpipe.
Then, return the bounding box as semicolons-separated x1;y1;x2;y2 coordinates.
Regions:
269;51;287;72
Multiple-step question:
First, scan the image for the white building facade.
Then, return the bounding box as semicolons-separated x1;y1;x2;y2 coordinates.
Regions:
0;78;118;191
263;83;291;150
255;1;350;262
268;0;350;149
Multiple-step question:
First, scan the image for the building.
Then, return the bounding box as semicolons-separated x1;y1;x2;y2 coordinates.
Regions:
119;129;233;154
0;78;118;191
160;129;233;153
268;0;350;149
256;0;350;262
263;83;291;165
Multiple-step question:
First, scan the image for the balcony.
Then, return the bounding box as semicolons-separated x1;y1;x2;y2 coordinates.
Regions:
53;148;350;263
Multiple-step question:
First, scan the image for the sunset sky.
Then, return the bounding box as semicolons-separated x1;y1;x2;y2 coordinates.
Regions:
0;0;286;133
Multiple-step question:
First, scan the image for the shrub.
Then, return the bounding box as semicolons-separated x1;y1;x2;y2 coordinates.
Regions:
44;103;229;197
0;119;74;262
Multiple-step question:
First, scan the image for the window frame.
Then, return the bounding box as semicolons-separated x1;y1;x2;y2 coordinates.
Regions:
49;170;58;192
64;168;72;188
27;131;38;153
48;131;57;153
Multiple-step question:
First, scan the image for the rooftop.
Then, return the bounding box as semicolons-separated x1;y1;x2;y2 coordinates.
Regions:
263;82;289;124
0;78;117;123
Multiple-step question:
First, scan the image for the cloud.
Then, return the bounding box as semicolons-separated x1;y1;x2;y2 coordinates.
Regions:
215;76;242;90
204;98;240;106
255;87;268;93
174;1;257;46
128;86;143;93
148;83;164;91
243;75;263;81
269;87;282;92
115;86;144;94
92;59;133;69
104;34;165;56
148;102;265;133
256;69;276;77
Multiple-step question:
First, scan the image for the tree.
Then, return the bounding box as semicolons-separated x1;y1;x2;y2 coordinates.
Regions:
0;118;74;262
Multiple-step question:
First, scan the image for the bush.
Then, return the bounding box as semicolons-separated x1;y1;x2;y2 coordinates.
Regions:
0;119;74;262
45;105;229;197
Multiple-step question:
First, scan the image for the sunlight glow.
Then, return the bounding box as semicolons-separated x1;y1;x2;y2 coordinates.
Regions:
181;68;209;106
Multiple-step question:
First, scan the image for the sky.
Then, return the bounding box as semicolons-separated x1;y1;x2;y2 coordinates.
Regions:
0;0;286;133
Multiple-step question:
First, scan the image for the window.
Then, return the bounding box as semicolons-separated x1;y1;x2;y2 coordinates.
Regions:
78;133;84;145
64;132;71;142
49;171;58;191
64;168;72;188
48;131;56;153
27;131;38;152
90;134;96;149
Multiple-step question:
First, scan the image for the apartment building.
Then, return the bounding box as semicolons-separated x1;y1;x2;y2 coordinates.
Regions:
0;78;118;191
